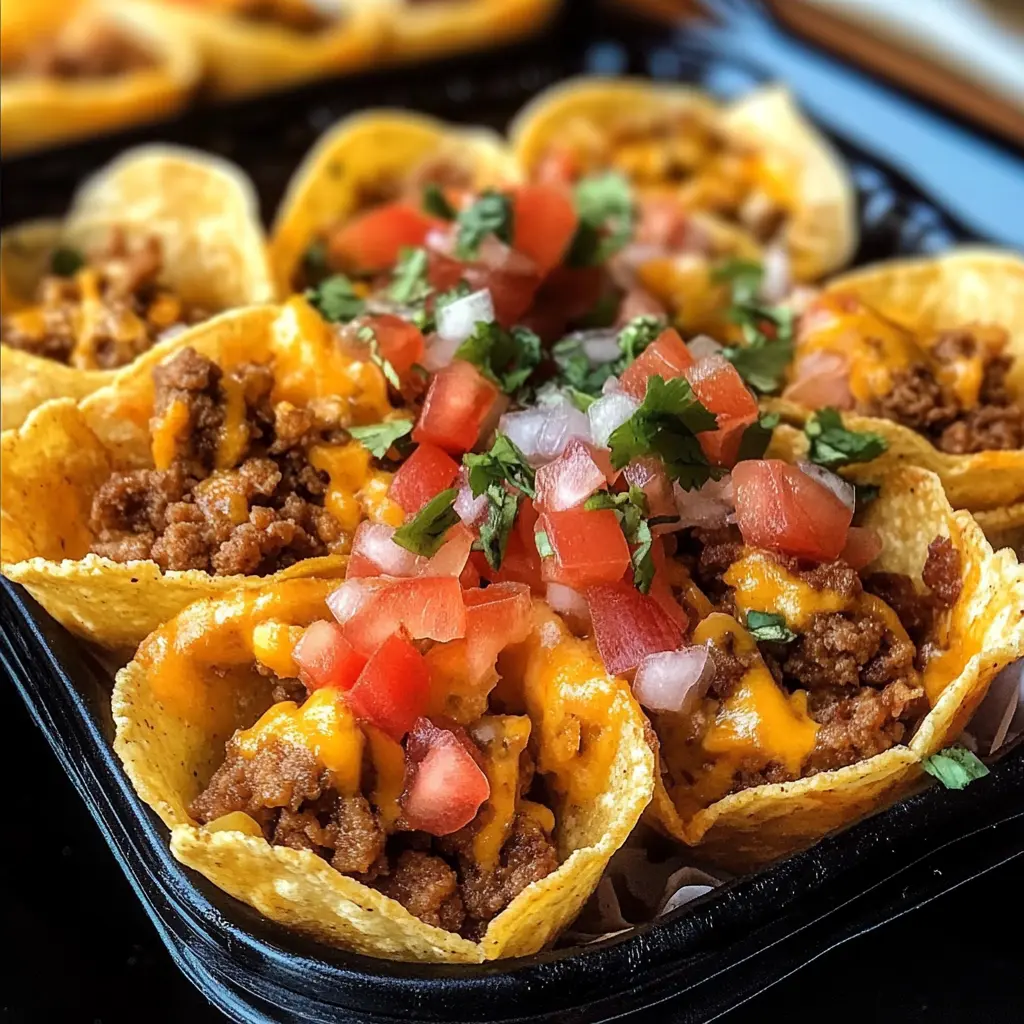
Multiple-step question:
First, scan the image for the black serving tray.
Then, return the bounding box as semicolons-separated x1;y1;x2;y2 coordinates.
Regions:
3;2;1023;1021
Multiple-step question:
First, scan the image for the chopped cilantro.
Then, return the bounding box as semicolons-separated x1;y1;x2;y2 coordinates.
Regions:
735;412;780;463
712;258;763;304
551;316;666;399
805;408;888;469
50;246;85;278
455;322;541;394
455;191;513;259
723;331;794;394
617;315;665;364
478;485;520;570
584;486;657;592
922;744;990;790
306;274;365;323
348;419;414;459
607;375;721;490
567;172;634;266
422;183;456;220
564;386;597;412
300;239;329;285
387;247;431;305
745;610;797;643
463;433;536;498
392;487;460;557
534;530;554;559
359;324;400;389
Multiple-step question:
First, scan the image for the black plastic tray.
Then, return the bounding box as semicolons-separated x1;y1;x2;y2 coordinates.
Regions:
2;2;1022;1021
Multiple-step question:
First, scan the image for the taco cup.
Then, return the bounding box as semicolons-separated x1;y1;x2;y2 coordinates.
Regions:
1;298;416;648
112;581;654;962
509;77;857;297
270;110;520;295
772;249;1024;538
1;144;276;430
0;0;200;156
128;0;382;100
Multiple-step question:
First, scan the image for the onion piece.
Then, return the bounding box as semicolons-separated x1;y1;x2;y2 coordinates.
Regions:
782;349;854;410
421;331;461;372
798;460;855;512
500;397;590;465
588;391;639;447
348;522;421;578
453;468;488;525
687;334;723;361
673;476;735;530
546;583;591;634
327;578;386;624
759;243;792;303
436;288;494;345
633;647;715;713
564;328;621;366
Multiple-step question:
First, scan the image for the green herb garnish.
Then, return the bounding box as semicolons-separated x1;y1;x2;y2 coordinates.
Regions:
423;183;456;220
805;408;888;469
50;246;85;278
922;745;990;790
387;247;431;305
745;610;797;643
358;323;400;389
567;172;634;266
456;322;542;394
348;419;414;459
392;487;460;557
455;191;513;259
306;274;365;323
735;412;780;463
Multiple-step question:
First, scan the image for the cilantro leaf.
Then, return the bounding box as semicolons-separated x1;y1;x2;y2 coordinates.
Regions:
712;258;763;305
735;412;780;463
387;247;431;305
745;610;797;643
455;191;513;259
50;246;85;278
922;744;990;790
455;322;541;394
392;487;460;557
463;433;536;498
348;419;414;459
567;172;634;266
607;375;720;490
477;485;520;571
723;334;794;394
534;529;554;559
307;274;365;323
358;324;400;389
617;315;665;365
300;239;329;285
584;486;656;592
423;183;456;220
551;336;616;396
805;408;888;469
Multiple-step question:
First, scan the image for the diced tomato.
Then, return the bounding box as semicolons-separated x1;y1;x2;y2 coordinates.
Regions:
635;196;692;249
540;507;631;588
684;355;759;467
389;443;460;514
327;202;442;273
426;247;466;291
538;265;608;321
402;717;490;835
619;328;696;399
647;538;690;633
840;525;883;570
292;620;367;693
346;521;471;580
364;314;425;378
622;456;676;520
616;287;666;326
343;576;467;655
462;582;533;683
512;184;578;275
346;633;429;740
413;360;499;454
471;498;544;592
535;145;579;186
586;581;684;675
732;459;853;562
459;556;481;589
463;259;541;327
535;438;614;512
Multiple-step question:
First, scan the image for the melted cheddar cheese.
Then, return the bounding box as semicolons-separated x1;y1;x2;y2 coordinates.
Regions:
151;398;190;471
309;442;404;540
251;621;305;679
365;725;406;830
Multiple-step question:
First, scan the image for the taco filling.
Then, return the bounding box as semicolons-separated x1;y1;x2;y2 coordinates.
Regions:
785;292;1023;454
181;0;337;33
1;231;208;370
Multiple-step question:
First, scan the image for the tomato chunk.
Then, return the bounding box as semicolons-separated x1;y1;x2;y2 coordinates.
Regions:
732;459;853;562
402;717;490;835
619;328;695;399
346;521;472;580
462;582;533;682
512;184;578;275
346;633;429;740
292;620;367;693
364;314;425;378
586;581;684;675
328;201;442;274
535;438;614;512
622;456;675;520
684;355;758;467
540;507;631;588
413;360;499;454
343;576;467;655
389;443;460;514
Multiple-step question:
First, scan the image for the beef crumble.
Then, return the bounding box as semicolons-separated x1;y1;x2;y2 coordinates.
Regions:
1;231;207;369
5;21;156;80
89;347;349;575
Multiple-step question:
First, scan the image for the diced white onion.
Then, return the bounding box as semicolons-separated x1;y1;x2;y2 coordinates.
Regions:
567;329;621;367
453;468;488;525
673;476;735;529
633;647;716;713
422;331;462;372
687;334;723;360
588;391;639;447
350;523;421;576
546;583;592;634
798;460;855;512
436;288;494;345
326;579;377;624
759;243;792;303
601;375;622;395
500;398;590;465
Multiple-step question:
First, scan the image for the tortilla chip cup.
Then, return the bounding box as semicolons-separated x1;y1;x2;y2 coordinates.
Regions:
649;451;1024;872
0;0;201;157
769;249;1024;539
377;0;558;64
270;109;520;294
1;299;402;648
112;586;654;962
509;77;857;282
1;144;276;430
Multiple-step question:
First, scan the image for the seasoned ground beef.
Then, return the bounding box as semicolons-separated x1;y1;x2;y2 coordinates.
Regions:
922;536;963;608
89;347;349;575
375;851;465;932
1;232;206;368
861;329;1023;453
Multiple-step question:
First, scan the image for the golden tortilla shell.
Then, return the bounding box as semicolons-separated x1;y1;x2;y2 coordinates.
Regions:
0;301;397;648
1;144;276;430
649;454;1024;872
0;1;201;156
270;109;520;294
769;249;1024;536
509;77;857;281
112;587;654;962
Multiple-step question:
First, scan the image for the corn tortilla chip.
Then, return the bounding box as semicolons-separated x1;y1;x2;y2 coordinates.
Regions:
113;586;654;962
